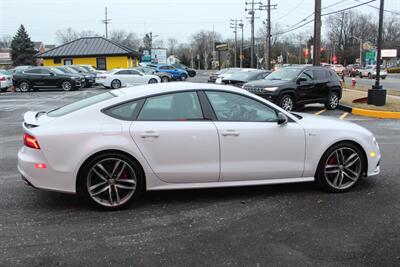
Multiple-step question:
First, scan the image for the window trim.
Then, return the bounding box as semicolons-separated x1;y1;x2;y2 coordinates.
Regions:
102;99;145;121
96;57;107;71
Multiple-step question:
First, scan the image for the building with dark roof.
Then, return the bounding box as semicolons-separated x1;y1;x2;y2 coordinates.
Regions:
35;37;140;70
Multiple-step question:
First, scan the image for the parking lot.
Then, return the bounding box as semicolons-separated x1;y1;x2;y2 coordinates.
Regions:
1;72;400;266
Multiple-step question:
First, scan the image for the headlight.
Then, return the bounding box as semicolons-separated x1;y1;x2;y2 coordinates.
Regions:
263;87;278;92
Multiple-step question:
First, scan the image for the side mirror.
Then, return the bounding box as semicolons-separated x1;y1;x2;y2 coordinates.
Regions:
277;112;288;125
296;77;307;84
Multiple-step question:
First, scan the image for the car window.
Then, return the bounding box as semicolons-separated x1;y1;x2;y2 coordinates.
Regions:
129;70;140;75
313;69;328;80
159;66;168;70
103;101;140;121
138;92;203;121
299;69;314;81
47;92;115;117
205;91;277;122
115;70;130;75
24;68;42;74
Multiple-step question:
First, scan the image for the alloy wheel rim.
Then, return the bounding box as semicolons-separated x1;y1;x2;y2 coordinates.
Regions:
329;94;338;108
149;78;157;84
112;80;121;88
162;77;169;82
63;82;71;91
87;158;137;207
324;147;361;190
20;82;29;91
282;96;293;111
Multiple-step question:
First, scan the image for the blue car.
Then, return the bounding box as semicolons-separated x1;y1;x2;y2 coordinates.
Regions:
149;64;189;81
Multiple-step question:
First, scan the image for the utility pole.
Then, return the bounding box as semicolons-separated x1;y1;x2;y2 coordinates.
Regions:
102;7;111;39
245;0;256;68
313;0;321;66
239;23;244;68
230;19;242;67
368;0;386;106
260;0;277;70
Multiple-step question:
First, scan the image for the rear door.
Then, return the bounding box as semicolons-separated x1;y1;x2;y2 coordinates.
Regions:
130;91;220;183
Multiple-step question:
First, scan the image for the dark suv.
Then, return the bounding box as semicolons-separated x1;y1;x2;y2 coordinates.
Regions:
13;67;84;92
242;66;342;111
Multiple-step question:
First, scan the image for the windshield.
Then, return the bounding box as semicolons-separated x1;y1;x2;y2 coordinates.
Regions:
47;92;115;117
224;68;241;74
56;68;68;73
226;71;261;80
65;67;79;74
265;68;302;81
80;65;96;72
0;70;10;75
49;67;65;74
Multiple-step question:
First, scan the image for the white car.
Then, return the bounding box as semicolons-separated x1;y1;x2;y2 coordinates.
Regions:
0;70;12;92
18;82;381;210
359;66;387;79
96;68;160;89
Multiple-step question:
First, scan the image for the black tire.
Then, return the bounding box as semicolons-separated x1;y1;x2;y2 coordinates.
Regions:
78;152;144;211
61;80;73;91
148;78;158;84
359;73;363;78
368;73;372;79
18;81;31;92
161;76;169;83
382;76;386;80
325;91;339;110
278;94;295;111
180;73;188;81
0;88;8;93
315;142;365;193
111;79;121;89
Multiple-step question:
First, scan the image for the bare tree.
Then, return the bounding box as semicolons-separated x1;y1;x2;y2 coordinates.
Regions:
190;30;220;69
0;35;12;48
109;30;141;50
167;37;178;55
56;28;99;44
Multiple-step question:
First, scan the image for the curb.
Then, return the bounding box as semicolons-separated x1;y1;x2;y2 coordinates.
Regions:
338;104;400;119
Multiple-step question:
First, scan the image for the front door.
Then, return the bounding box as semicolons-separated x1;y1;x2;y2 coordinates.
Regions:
204;90;306;181
130;91;220;183
296;69;315;102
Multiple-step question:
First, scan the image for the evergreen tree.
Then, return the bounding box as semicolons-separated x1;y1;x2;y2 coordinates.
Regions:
10;25;36;66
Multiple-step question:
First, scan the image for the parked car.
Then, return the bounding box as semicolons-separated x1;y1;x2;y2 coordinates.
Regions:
77;64;106;75
215;68;242;84
222;69;272;87
208;68;230;83
359;65;387;79
172;63;196;77
55;66;95;88
346;64;362;77
96;68;160;89
243;66;342;111
134;66;173;82
331;64;345;75
18;82;381;210
11;65;33;74
0;69;12;92
151;64;189;81
13;67;84;92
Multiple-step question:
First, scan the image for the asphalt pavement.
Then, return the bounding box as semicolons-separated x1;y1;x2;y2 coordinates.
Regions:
344;73;400;90
1;72;400;266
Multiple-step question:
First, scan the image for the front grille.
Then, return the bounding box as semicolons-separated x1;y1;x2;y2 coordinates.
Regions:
243;86;265;94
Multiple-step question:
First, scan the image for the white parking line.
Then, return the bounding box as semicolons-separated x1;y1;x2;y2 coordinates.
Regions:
314;109;326;115
339;112;349;120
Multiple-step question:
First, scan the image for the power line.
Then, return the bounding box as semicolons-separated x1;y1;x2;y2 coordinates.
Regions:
355;0;400;15
274;0;304;22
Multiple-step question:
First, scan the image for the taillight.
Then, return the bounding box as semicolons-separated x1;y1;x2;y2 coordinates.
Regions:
23;133;40;149
0;76;5;81
99;76;107;79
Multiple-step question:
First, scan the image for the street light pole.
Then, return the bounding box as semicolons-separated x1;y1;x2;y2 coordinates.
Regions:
368;0;386;106
239;23;244;68
350;36;363;67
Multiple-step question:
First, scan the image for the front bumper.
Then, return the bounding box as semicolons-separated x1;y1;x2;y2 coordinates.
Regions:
18;146;76;193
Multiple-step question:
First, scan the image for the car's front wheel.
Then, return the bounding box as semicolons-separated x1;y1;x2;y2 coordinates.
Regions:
315;142;365;192
180;73;188;81
61;81;73;91
161;76;169;83
278;94;295;111
79;152;144;210
325;91;339;110
148;78;158;84
111;79;121;89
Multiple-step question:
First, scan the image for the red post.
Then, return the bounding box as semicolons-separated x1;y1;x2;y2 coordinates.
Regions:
351;78;356;87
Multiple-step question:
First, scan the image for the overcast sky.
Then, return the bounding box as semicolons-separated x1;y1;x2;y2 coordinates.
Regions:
1;0;399;45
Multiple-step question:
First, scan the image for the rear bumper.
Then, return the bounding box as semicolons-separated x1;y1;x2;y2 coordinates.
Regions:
0;79;12;89
17;146;76;193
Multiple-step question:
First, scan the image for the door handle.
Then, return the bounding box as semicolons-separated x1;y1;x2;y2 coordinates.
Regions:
222;129;240;136
140;131;160;138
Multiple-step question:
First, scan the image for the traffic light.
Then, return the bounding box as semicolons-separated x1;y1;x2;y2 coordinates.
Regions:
304;49;309;57
332;55;337;63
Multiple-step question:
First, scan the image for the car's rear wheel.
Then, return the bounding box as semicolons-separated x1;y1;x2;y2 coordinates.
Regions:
180;73;188;81
278;94;295;111
61;81;73;91
0;88;8;92
79;152;143;210
148;78;158;84
111;79;121;89
19;81;30;92
325;91;339;110
161;76;169;83
315;142;364;192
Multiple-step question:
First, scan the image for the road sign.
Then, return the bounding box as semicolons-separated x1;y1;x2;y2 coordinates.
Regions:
215;42;229;51
381;49;397;58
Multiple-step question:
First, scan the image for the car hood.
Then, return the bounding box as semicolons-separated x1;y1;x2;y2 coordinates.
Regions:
244;79;291;87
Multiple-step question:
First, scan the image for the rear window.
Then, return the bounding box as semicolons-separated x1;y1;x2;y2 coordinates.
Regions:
47;92;115;117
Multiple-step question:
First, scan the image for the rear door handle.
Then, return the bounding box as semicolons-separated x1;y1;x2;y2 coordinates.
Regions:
222;129;240;136
140;131;160;138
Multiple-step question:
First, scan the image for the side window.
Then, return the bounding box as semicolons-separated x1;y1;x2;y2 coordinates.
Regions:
299;69;314;81
205;91;277;122
313;69;327;80
129;70;140;75
24;68;42;74
138;92;203;121
115;70;130;75
159;66;168;70
41;68;51;74
103;101;140;121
